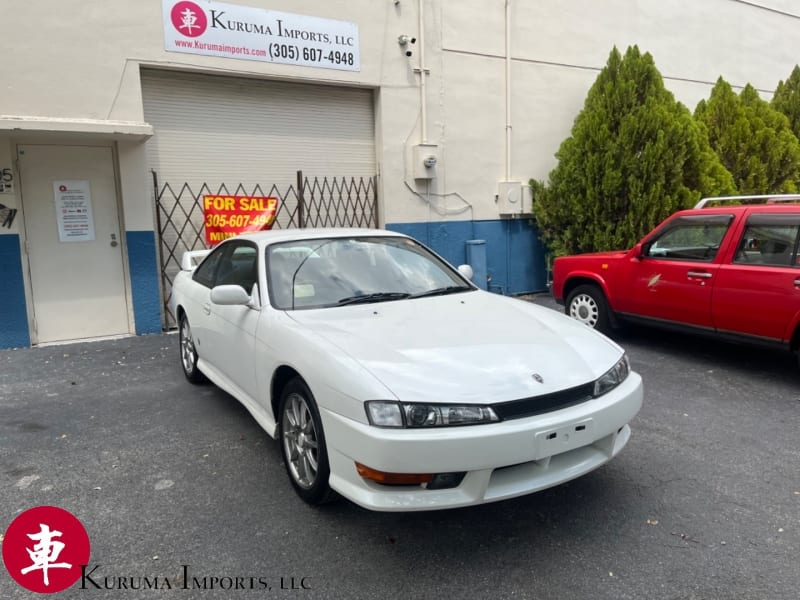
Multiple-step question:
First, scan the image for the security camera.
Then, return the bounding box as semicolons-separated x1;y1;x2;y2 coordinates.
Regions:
423;155;437;168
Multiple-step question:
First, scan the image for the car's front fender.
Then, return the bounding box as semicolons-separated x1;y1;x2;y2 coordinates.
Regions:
560;271;613;306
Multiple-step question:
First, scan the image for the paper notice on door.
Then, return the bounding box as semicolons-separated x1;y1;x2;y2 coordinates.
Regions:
54;180;95;242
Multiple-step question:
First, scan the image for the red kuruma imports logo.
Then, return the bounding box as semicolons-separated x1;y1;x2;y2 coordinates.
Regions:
170;1;208;37
2;506;91;594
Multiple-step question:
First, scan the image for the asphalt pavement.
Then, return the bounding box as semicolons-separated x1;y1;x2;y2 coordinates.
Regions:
1;295;798;599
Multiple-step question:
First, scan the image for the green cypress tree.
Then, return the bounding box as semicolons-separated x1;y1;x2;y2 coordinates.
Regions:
532;46;734;256
772;65;800;140
695;78;800;194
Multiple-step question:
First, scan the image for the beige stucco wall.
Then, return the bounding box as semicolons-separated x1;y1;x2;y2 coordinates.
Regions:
2;0;799;229
440;0;800;219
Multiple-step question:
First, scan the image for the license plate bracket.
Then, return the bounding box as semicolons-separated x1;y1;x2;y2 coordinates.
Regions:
535;418;594;458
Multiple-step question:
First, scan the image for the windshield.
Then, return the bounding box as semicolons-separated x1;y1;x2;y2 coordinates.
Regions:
266;236;473;310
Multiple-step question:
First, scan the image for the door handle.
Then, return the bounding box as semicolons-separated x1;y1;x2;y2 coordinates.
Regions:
203;303;211;315
687;271;712;279
794;279;800;287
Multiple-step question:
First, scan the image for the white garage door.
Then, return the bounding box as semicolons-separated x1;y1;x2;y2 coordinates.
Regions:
142;69;377;326
141;69;376;193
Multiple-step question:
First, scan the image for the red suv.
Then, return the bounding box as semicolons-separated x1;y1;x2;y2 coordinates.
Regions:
552;195;800;363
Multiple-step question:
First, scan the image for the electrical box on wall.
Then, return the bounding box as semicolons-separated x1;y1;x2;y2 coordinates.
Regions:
497;181;532;215
413;144;438;180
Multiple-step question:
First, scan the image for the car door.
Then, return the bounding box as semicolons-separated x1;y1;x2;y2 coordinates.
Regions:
185;244;227;365
619;214;734;329
205;241;261;400
712;213;800;342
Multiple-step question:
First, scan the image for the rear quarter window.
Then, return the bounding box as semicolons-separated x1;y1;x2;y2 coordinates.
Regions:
192;247;225;288
733;214;800;267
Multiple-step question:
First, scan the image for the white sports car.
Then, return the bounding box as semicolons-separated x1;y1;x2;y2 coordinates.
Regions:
171;228;643;511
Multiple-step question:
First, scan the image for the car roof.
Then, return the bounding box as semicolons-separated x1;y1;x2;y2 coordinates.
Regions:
227;228;409;246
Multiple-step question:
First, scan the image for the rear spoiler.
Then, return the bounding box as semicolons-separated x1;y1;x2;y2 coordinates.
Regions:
181;249;212;271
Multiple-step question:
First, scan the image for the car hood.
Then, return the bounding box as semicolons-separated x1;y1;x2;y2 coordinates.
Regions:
287;292;622;404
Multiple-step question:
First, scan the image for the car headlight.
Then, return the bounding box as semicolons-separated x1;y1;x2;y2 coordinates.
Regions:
365;401;500;428
593;353;630;397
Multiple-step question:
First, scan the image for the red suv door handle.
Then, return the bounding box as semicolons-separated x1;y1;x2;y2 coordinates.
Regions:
687;271;712;279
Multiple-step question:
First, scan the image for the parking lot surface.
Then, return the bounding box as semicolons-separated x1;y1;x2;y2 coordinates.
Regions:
1;296;798;599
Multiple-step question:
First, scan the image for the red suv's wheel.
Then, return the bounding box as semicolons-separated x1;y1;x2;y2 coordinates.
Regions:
566;284;611;333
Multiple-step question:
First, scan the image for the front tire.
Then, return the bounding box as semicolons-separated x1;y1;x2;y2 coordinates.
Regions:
566;284;611;333
179;314;206;384
279;378;335;505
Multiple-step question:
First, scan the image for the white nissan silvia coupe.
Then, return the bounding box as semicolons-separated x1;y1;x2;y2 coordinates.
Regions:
170;228;643;511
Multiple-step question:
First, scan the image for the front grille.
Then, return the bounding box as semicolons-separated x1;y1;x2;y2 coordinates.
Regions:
491;383;594;420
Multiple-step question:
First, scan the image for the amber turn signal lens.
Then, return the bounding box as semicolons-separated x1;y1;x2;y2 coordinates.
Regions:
355;463;434;485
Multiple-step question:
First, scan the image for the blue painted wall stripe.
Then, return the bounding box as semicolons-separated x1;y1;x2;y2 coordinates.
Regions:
0;234;31;348
385;219;548;295
1;223;542;349
126;230;162;334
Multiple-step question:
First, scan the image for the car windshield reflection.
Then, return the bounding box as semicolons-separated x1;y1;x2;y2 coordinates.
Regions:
266;236;473;310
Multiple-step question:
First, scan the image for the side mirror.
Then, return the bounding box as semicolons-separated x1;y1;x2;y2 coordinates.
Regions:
634;242;647;259
457;264;474;280
210;284;253;306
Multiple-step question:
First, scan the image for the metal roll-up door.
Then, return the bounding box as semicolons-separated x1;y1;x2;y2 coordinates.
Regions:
142;68;377;327
141;69;376;191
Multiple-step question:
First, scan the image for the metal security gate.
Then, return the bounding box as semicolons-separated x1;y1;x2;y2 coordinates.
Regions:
154;170;378;328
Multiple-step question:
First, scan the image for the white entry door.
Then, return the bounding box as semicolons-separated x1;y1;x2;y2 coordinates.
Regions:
18;144;130;344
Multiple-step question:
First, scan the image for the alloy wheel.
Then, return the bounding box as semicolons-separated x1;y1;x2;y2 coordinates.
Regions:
180;319;197;375
281;392;320;489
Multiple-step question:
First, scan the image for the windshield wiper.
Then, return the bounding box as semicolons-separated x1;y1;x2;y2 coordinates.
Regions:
337;292;411;306
409;286;472;299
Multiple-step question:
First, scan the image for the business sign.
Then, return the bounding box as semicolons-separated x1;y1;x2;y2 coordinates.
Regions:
54;181;95;243
203;194;279;245
163;0;360;71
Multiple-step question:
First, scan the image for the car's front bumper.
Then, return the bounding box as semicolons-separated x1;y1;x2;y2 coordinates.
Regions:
321;372;643;511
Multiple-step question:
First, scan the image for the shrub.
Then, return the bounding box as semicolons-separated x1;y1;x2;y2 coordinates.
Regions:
695;78;800;193
532;46;734;256
772;65;800;141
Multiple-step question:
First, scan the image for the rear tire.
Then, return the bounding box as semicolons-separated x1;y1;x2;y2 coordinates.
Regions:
179;314;206;384
566;284;611;333
279;377;336;506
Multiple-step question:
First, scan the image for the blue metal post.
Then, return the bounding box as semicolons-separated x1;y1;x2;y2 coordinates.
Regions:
465;239;488;290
